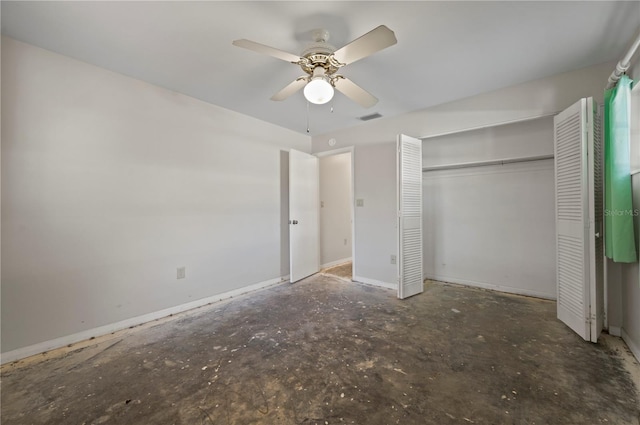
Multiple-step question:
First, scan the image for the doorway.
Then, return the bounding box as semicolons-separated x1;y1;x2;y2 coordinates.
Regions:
317;148;355;281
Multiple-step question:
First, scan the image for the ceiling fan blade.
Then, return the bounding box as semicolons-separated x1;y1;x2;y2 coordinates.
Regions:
332;25;397;65
232;39;301;63
333;77;378;108
271;77;308;101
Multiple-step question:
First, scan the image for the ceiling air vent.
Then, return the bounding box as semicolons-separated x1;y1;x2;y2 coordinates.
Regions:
358;112;382;121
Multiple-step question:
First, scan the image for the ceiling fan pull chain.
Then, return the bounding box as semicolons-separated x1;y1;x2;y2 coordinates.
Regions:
306;101;310;133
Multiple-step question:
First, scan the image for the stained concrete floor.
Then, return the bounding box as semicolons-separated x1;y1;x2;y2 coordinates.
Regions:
2;275;639;425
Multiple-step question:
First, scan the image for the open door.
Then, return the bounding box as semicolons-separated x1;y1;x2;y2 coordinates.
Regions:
554;98;604;342
589;100;605;342
397;134;424;299
289;149;320;283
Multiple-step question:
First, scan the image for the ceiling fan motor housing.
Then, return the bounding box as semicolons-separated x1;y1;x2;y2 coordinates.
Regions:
299;51;342;76
299;29;342;76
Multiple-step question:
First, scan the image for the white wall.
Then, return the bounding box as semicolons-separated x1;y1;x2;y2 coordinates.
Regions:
1;37;311;356
619;172;640;359
352;143;398;287
313;62;611;289
422;117;554;166
319;153;352;267
423;118;556;298
611;50;640;361
313;61;613;149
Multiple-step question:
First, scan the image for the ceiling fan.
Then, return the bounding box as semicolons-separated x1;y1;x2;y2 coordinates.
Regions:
232;25;397;108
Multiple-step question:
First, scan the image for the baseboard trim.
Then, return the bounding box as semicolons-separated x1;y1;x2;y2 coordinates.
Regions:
621;328;640;363
425;274;556;300
321;257;352;269
353;275;397;290
609;326;622;337
1;277;287;365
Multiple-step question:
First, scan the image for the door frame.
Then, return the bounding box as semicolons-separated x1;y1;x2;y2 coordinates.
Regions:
315;146;356;276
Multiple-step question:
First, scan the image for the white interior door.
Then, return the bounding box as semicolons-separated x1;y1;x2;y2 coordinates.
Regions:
397;134;423;299
289;149;320;283
554;97;603;342
588;99;605;342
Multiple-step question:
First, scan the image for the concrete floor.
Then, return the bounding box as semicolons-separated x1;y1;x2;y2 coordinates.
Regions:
2;275;639;425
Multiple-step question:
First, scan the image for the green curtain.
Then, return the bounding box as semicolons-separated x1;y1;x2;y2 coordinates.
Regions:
604;75;637;263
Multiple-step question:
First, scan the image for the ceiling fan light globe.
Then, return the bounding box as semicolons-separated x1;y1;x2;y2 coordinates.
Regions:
304;78;334;105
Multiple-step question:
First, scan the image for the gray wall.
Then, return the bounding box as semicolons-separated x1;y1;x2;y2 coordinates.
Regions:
319;153;352;267
422;118;556;298
1;37;311;356
610;51;640;361
313;62;611;290
351;143;398;286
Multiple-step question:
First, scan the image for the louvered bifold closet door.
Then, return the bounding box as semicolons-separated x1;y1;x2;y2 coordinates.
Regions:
588;99;604;342
397;134;423;299
554;99;591;341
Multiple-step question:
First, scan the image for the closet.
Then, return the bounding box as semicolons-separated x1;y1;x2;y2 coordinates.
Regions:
422;116;557;299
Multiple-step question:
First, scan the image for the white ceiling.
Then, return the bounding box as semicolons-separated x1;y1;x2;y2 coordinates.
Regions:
2;1;639;136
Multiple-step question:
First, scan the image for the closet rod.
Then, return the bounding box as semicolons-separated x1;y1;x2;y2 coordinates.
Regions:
422;154;554;173
607;29;640;89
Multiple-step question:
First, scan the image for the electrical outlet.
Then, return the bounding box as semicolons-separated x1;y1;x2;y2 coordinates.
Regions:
177;267;186;279
321;201;325;208
356;199;364;207
344;238;348;245
390;255;397;265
